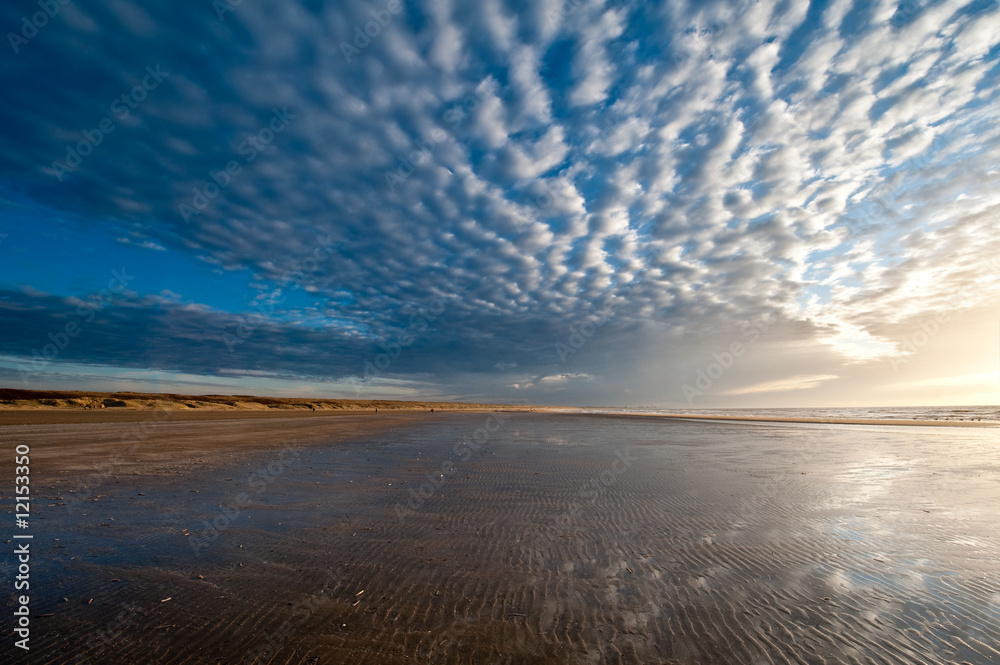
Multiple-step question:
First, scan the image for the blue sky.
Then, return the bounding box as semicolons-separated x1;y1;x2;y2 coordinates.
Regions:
1;0;998;406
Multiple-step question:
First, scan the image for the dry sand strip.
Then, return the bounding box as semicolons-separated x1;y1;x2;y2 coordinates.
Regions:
549;411;999;427
0;389;541;427
0;387;542;412
0;412;449;477
0;405;533;427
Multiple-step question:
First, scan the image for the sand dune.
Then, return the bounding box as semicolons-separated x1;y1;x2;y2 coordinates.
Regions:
0;387;536;411
0;388;538;426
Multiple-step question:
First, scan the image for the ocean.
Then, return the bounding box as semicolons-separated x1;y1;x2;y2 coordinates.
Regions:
572;404;1000;423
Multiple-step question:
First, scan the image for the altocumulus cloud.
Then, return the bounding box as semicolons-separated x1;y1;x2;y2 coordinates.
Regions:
0;0;998;405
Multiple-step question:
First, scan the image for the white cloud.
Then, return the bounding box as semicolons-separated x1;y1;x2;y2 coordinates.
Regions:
722;374;839;396
540;373;593;383
4;0;1000;405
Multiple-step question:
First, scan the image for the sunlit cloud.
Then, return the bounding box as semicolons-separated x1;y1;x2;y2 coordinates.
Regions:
722;375;840;396
0;0;998;406
884;372;1000;391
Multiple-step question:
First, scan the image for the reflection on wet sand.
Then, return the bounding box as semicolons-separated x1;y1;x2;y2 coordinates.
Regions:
7;413;1000;664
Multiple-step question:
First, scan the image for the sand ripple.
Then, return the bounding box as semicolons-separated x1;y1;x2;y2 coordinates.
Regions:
6;414;999;664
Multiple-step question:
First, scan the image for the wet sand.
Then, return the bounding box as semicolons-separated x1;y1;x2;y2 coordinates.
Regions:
3;413;999;664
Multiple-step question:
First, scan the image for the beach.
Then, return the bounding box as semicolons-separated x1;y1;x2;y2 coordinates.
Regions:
3;411;999;664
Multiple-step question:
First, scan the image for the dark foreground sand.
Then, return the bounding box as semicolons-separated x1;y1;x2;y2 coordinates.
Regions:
2;413;999;664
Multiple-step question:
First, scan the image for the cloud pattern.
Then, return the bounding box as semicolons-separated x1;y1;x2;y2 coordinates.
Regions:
1;0;998;404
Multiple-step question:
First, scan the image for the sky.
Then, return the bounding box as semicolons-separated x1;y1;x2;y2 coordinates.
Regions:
0;0;998;407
